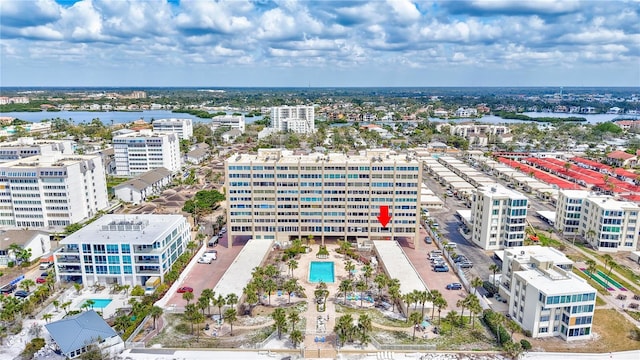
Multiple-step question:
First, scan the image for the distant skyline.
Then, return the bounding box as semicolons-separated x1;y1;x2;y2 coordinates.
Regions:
1;0;639;87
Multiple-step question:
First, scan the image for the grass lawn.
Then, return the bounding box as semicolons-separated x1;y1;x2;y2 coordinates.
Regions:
335;304;412;328
625;310;640;322
572;268;612;296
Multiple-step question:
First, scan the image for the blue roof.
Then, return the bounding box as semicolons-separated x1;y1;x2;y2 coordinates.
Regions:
45;310;118;355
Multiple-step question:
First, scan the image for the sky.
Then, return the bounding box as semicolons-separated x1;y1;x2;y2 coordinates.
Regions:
0;0;639;87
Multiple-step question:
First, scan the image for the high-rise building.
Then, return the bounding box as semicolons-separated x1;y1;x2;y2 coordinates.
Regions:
113;130;181;177
500;246;596;341
470;184;528;250
555;190;639;252
54;214;191;287
0;154;109;229
152;118;193;140
225;149;421;246
271;106;315;134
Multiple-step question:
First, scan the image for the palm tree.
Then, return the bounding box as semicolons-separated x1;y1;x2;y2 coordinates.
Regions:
271;308;287;340
20;279;36;293
334;314;354;347
264;279;277;305
73;283;83;295
85;299;95;311
287;259;298;277
428;290;441;320
563;162;571;172
493;312;507;345
150;306;163;330
471;277;483;296
42;313;53;323
197;295;209;316
489;264;501;286
467;295;482;329
409;312;422;340
184;304;199;335
226;293;239;310
357;313;372;343
288;309;300;334
416;290;428;317
586;259;597;279
290;329;303;349
355;280;368;308
456;298;467;325
114;315;131;333
283;279;298;304
61;301;72;315
388;286;401;313
344;260;355;280
213;294;226;318
374;274;387;299
52;300;60;312
243;284;259;314
339;279;352;304
434;295;447;325
602;254;615;282
201;289;215;315
362;264;373;284
182;291;194;305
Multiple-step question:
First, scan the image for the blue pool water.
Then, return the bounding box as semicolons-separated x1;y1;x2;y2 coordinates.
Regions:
309;262;335;283
83;298;112;309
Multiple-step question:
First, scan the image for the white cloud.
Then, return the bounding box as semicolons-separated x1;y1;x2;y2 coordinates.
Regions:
386;0;421;22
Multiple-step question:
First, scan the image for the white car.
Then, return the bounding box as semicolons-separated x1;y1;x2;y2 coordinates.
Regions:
198;257;212;264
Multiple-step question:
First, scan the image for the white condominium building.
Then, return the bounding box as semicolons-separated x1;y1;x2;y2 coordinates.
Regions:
500;246;596;341
225;149;421;245
152;118;193;140
0;154;109;229
555;190;639;252
211;115;245;132
0;137;75;163
113;130;181;177
470;184;528;250
54;214;191;287
271;106;315;134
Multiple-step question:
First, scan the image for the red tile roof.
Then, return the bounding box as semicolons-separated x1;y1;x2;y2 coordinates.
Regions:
607;151;636;160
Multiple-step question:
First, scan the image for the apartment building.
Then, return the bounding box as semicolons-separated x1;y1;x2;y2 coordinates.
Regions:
0;154;108;229
54;214;191;287
0;137;75;163
500;246;596;341
112;130;181;177
271;105;315;134
225;149;421;246
211;114;245;132
555;190;639;251
470;184;528;250
152;118;193;140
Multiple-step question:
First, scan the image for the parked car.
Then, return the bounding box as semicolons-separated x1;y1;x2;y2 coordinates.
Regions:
14;290;29;298
459;261;474;269
446;283;463;290
431;260;446;268
424;236;432;244
197;257;212;264
36;277;47;284
177;286;194;293
0;283;17;294
41;272;50;277
446;242;458;250
433;265;449;272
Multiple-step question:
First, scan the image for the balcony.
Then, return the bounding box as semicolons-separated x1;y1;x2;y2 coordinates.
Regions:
56;256;80;263
58;247;79;253
57;266;81;274
134;246;160;254
136;268;160;274
135;258;160;264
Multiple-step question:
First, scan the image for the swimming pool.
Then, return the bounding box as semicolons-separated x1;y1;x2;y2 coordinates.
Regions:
82;298;112;309
309;262;335;283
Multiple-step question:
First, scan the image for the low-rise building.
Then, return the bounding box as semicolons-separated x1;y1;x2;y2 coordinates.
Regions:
0;230;51;267
54;214;191;287
113;168;172;205
500;246;596;341
45;310;124;359
211;114;245;132
606;150;637;167
185;147;208;164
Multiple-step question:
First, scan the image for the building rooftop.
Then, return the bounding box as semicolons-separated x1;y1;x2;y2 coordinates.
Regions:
0;230;48;250
477;183;527;199
228;149;418;165
373;240;428;295
60;214;186;245
559;189;591;198
515;269;594;295
45;310;119;356
153;118;191;123
505;245;573;266
586;196;640;210
0;154;99;169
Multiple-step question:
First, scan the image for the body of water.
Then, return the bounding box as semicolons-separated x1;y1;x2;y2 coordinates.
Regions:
0;110;262;125
309;261;335;283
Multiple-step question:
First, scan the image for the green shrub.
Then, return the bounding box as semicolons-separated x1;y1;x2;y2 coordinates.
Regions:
130;285;145;297
482;310;511;345
520;339;532;350
21;337;45;359
482;281;498;295
8;261;14;268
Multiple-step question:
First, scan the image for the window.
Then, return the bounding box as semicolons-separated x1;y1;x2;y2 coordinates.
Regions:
108;265;120;274
107;256;119;264
106;244;119;254
124;265;132;274
539;327;548;333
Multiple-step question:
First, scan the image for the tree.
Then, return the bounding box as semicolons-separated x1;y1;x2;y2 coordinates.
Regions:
184;304;199;335
61;301;72;315
264;279;277;305
114;315;131;333
493;312;507;346
271;308;287;340
287;259;298;278
456;298;467;325
467;295;482;329
20;279;36;293
339;279;352;304
288;309;300;334
213;294;226;318
197;295;209;316
403;311;421;342
429;290;442;320
362;264;373;284
334;314;355;347
283;278;298;304
563;162;571;172
344;260;355;280
602;254;615;282
224;308;237;336
503;340;524;359
150;306;163;330
42;313;52;323
290;329;303;349
73;283;83;295
182;291;194;305
226;293;239;309
355;280;368;308
374;274;387;299
388;285;401;313
586;259;597;279
357;313;372;344
506;319;520;338
434;295;448;325
52;300;60;312
489;264;501;286
471;277;483;296
416;290;428;317
201;289;215;315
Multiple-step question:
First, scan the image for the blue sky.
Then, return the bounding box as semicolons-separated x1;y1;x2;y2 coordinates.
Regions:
1;0;639;87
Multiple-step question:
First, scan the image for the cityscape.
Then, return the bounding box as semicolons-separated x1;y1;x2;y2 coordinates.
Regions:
1;1;640;360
